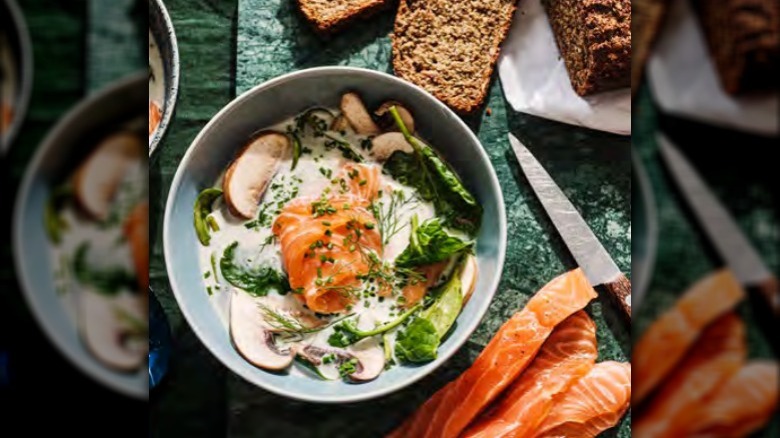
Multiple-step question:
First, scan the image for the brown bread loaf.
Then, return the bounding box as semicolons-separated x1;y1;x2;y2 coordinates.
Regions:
297;0;392;35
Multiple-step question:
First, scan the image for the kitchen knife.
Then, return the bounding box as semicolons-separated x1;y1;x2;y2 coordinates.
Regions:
657;133;779;316
509;134;632;320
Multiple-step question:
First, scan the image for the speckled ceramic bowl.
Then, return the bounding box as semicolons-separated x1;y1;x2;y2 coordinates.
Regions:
149;0;179;157
1;0;33;153
164;67;507;403
632;152;658;310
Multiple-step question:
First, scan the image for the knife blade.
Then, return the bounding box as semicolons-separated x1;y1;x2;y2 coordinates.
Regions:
657;133;779;315
509;134;631;320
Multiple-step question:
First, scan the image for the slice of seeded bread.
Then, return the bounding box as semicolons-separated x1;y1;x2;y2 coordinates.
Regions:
392;0;518;114
542;0;631;96
297;0;392;35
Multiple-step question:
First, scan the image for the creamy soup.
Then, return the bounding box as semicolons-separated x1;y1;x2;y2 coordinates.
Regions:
47;126;149;371
149;30;164;139
195;95;482;382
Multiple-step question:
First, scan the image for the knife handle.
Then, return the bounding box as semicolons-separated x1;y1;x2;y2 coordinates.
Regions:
602;273;632;320
755;277;779;317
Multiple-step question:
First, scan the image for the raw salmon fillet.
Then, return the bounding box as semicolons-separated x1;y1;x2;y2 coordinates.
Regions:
633;269;744;405
634;313;747;438
149;101;161;135
687;360;779;437
387;268;597;438
532;361;632;438
462;310;598;438
274;164;382;313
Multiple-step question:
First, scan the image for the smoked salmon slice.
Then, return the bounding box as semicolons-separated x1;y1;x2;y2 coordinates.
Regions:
273;164;382;313
532;361;632;438
633;269;744;405
686;360;779;437
387;268;597;438
462;310;598;438
149;101;162;136
633;312;747;438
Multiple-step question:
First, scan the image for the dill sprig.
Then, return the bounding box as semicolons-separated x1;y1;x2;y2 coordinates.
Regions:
257;303;351;338
371;190;419;247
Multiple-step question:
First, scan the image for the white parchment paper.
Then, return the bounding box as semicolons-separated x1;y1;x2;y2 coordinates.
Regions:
647;0;779;136
498;0;631;135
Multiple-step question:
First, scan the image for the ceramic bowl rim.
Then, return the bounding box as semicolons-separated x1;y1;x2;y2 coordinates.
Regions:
1;0;34;152
148;0;180;158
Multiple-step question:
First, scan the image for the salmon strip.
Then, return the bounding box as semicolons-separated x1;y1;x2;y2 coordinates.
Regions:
149;101;162;136
686;360;779;437
273;164;382;313
1;103;12;132
124;201;149;293
387;268;597;438
532;361;632;438
633;313;747;438
462;310;598;438
633;269;744;405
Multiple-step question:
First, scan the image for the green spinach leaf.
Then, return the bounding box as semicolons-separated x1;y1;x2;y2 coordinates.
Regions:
73;243;138;295
193;188;222;246
395;215;472;268
394;317;439;363
384;107;483;235
220;241;289;296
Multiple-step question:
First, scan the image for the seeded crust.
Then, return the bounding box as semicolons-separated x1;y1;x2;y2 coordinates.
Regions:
392;0;518;114
692;0;780;94
632;0;670;97
542;0;631;96
297;0;392;35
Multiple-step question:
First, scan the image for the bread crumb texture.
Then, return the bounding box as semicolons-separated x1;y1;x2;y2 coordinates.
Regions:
543;0;631;96
298;0;390;34
392;0;518;114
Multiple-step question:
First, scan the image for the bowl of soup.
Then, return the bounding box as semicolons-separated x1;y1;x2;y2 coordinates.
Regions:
149;0;179;157
163;67;506;403
1;0;33;152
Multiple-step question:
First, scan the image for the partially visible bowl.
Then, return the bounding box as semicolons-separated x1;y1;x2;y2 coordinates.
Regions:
1;0;33;153
163;67;507;403
632;152;658;310
13;74;148;399
149;0;179;157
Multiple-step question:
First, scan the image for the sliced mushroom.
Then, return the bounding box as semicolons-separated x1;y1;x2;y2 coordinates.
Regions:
80;289;147;371
73;132;143;220
375;101;415;134
223;132;290;219
348;338;385;382
340;92;380;135
330;114;350;133
230;291;294;371
369;132;414;161
460;254;478;304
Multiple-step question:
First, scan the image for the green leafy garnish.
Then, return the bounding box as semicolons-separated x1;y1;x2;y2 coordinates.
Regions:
395;215;472;268
44;184;72;244
328;303;422;347
324;134;364;162
295;356;334;380
384;106;482;235
290;132;302;170
394;258;466;363
370;189;419;247
72;243;138;296
394;318;439;363
193;188;223;245
220;241;289;296
338;357;359;378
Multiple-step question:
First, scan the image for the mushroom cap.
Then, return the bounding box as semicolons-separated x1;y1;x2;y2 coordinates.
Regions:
370;132;414;161
80;289;147;371
73;132;143;220
340;92;380;135
348;338;385;382
230;291;294;371
375;101;415;134
223;132;290;219
461;254;478;304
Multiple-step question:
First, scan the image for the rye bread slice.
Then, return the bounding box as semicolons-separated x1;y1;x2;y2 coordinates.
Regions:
297;0;392;35
542;0;631;96
392;0;518;114
632;0;670;97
